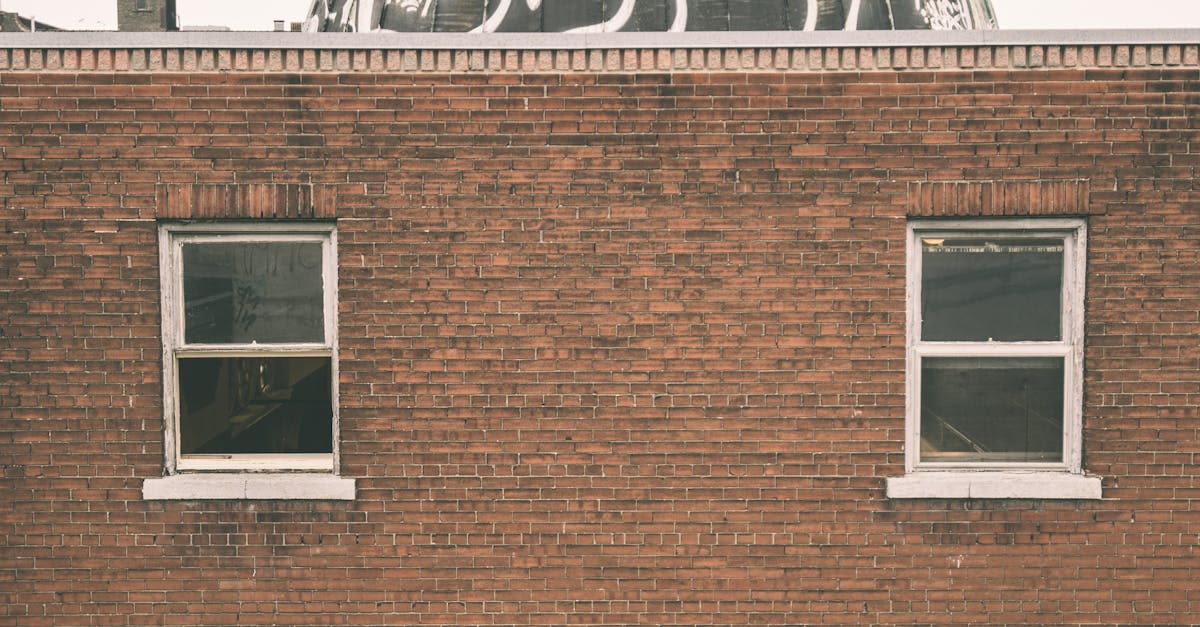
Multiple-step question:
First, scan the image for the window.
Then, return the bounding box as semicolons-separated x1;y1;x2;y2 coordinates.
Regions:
887;219;1101;499
144;223;353;500
135;0;149;10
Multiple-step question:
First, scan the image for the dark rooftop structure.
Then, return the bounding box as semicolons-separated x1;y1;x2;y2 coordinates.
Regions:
0;11;62;32
304;0;997;33
117;0;179;32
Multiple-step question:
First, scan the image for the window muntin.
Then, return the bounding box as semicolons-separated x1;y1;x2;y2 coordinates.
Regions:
907;219;1085;472
161;224;337;473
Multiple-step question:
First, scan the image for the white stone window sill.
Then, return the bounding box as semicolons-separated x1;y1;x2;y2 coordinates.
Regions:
886;471;1102;500
142;473;356;500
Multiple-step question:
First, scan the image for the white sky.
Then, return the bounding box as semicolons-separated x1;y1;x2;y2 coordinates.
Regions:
994;0;1200;29
3;0;1200;31
0;0;310;30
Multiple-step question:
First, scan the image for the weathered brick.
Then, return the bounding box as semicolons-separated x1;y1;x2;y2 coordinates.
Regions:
2;40;1200;627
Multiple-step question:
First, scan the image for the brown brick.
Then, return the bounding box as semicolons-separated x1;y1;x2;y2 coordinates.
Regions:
2;43;1200;627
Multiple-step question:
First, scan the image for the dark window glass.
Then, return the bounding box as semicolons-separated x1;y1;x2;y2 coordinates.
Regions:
920;357;1064;463
183;242;324;344
178;357;332;455
921;238;1062;342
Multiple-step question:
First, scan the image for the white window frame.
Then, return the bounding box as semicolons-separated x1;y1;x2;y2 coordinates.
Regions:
144;222;353;500
887;218;1101;499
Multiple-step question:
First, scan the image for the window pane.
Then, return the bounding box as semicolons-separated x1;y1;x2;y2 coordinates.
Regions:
178;356;333;455
921;238;1062;342
920;357;1063;463
183;242;324;344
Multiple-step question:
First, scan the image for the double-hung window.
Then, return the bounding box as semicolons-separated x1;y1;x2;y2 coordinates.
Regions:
144;223;353;500
888;219;1101;499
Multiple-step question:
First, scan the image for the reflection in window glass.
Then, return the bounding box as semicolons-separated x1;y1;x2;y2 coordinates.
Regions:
920;357;1063;463
183;242;324;344
921;238;1062;342
178;356;332;455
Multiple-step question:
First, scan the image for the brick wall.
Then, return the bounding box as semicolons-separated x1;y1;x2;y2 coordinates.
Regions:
2;40;1200;625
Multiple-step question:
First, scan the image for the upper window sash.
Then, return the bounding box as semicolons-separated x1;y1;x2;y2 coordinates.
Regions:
910;221;1084;349
163;226;337;352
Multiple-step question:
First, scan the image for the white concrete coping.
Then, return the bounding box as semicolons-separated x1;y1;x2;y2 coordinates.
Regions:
142;473;356;500
887;471;1103;500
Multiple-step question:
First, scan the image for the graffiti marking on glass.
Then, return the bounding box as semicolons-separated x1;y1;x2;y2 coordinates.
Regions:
183;242;324;345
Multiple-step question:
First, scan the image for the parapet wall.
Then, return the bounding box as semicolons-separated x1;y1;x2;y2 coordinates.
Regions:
1;30;1198;72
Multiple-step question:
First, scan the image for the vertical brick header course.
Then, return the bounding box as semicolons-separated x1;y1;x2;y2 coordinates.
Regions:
0;35;1198;72
158;183;335;219
907;180;1094;218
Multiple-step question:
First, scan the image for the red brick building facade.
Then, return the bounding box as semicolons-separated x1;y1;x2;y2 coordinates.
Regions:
2;32;1199;626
